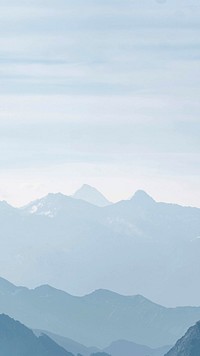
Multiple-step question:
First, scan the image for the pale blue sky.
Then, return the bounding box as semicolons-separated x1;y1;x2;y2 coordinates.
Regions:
0;0;200;206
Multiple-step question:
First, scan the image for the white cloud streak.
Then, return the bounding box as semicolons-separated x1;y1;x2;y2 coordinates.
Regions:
0;0;199;206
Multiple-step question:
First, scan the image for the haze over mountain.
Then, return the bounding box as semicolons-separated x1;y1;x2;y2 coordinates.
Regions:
165;321;200;356
40;331;170;356
1;0;199;353
0;314;73;356
0;188;200;306
73;184;111;207
34;330;99;356
0;277;200;349
104;340;170;356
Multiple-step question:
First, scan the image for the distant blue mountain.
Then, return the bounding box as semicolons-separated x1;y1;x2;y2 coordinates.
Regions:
40;329;170;356
0;314;73;356
34;329;99;356
73;184;111;207
1;189;200;307
104;340;170;356
0;277;200;349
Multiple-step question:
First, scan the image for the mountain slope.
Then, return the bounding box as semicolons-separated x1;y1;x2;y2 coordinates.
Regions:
165;321;200;356
1;278;200;349
0;314;73;356
73;184;111;207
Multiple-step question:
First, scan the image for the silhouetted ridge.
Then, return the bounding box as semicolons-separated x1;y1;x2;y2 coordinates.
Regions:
84;289;130;304
0;314;73;356
73;184;111;207
131;190;155;204
0;277;200;349
0;277;18;294
105;339;171;356
85;289;153;304
33;284;73;299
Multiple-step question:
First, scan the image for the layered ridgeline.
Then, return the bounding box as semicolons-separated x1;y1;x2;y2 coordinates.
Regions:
0;314;73;356
0;314;112;356
165;321;200;356
1;186;200;306
40;331;170;356
0;277;200;349
0;314;169;356
103;340;170;356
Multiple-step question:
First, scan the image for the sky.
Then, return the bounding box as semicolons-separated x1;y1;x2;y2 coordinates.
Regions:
0;0;200;207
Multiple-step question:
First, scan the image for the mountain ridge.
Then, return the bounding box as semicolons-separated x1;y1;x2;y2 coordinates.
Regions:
1;188;200;306
1;277;200;349
0;187;199;211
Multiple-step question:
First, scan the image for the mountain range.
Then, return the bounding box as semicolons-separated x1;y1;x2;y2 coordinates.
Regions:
0;185;200;306
0;311;171;356
0;276;200;349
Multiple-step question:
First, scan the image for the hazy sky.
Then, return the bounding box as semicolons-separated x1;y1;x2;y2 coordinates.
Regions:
0;0;200;207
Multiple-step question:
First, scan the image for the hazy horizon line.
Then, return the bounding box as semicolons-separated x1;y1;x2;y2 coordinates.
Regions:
1;184;199;210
